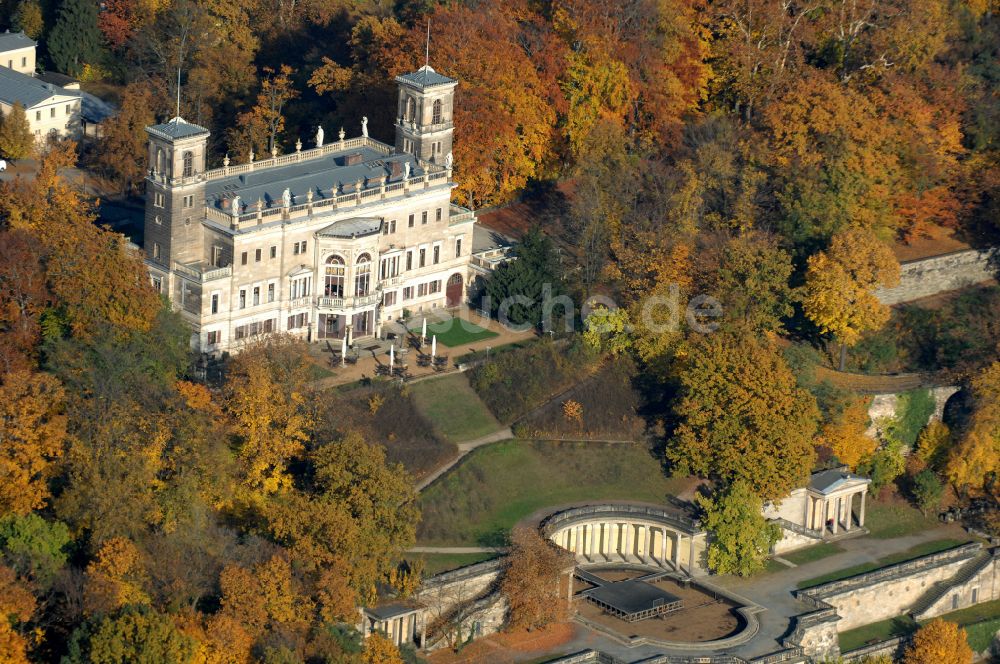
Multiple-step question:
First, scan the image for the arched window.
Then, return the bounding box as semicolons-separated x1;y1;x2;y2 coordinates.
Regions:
182;151;194;177
354;253;372;297
405;96;416;122
156;147;165;174
432;99;442;124
325;255;345;298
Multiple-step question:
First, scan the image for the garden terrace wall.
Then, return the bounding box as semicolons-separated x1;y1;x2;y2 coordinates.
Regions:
795;543;982;631
875;249;995;305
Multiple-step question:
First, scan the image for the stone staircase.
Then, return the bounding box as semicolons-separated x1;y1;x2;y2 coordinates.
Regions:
910;549;996;619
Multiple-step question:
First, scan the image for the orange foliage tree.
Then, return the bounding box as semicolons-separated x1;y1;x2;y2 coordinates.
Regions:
947;362;1000;493
904;619;972;664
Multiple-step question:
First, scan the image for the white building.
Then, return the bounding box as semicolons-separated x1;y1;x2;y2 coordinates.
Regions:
0;31;81;143
144;65;477;354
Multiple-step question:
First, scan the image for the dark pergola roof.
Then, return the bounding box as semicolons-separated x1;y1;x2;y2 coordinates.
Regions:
584;579;683;622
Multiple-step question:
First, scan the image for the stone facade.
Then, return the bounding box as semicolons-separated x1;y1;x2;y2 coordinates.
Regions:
876;249;996;305
413;559;505;650
795;543;985;632
143;66;475;353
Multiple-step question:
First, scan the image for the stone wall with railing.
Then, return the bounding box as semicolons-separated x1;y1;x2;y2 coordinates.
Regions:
875;248;996;305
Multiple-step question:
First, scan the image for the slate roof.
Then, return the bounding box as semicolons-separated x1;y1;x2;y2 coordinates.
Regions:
396;65;456;90
206;148;423;211
0;66;78;109
146;117;209;140
0;31;35;53
365;601;422;621
809;469;871;495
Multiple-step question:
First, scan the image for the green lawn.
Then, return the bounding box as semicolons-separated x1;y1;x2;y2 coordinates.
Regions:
409;373;501;442
838;600;1000;654
417;440;687;546
783;542;844;566
797;539;969;590
839;616;916;652
418;319;499;347
409;552;500;577
865;500;940;539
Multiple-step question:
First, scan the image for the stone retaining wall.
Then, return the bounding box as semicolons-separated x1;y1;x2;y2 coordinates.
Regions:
876;249;995;305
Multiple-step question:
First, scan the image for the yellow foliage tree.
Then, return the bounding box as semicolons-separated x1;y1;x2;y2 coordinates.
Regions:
904;619;972;664
83;537;150;616
821;398;876;470
916;420;952;471
219;554;312;639
0;370;66;514
224;337;314;493
801;228;900;368
947;362;1000;493
0;565;35;664
362;632;404;664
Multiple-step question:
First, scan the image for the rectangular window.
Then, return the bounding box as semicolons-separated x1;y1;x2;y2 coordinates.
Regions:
182;195;193;208
239;289;247;309
35;110;40;121
287;313;308;329
151;276;162;292
456;238;462;257
417;283;427;297
298;241;307;254
406;251;413;271
270;245;276;259
383;291;397;307
241;251;248;265
390;219;396;233
211;294;219;314
403;287;414;301
212;246;223;266
153;191;164;207
255;248;261;262
252;287;260;306
66;104;71;115
207;330;220;345
419;248;426;268
408;214;414;228
433;245;440;264
267;283;275;303
421;211;428;225
436;208;442;222
50;107;55;118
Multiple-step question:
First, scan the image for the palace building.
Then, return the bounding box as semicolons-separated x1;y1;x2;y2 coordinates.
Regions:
143;65;476;353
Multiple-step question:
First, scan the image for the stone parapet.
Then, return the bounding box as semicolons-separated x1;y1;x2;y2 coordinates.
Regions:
876;248;995;305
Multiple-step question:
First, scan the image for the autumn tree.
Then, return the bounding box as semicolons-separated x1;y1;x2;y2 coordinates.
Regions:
501;527;570;631
224;336;314;493
916;421;951;471
705;232;794;334
910;470;944;516
12;0;43;39
95;83;155;194
0;370;67;515
946;362;1000;493
668;330;820;501
0;230;49;371
362;633;404;664
820;397;876;470
83;537;150;616
698;480;780;576
0;143;162;340
0;103;33;160
218;554;312;640
228;65;298;158
0;513;71;588
904;619;972;664
0;564;35;664
801;228;900;369
64;606;200;664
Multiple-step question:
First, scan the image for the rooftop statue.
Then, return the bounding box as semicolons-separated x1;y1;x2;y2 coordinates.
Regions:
316;125;324;147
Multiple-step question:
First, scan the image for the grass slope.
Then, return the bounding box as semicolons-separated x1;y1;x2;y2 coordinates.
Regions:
409;373;501;442
417;440;686;546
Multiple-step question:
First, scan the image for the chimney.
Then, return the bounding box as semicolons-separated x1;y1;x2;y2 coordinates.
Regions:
344;152;363;166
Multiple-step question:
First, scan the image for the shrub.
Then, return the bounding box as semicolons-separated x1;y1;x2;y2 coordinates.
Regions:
910;469;944;515
888;389;936;448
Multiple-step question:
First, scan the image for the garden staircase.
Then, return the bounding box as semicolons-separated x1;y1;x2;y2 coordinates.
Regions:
909;549;995;620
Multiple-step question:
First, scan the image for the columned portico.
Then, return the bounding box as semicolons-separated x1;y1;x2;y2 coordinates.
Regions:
802;470;871;537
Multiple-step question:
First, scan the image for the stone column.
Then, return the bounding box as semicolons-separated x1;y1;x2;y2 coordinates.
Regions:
689;534;696;574
644;527;653;560
845;495;853;531
420;612;427;651
830;498;838;535
602;522;611;559
859;490;867;527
